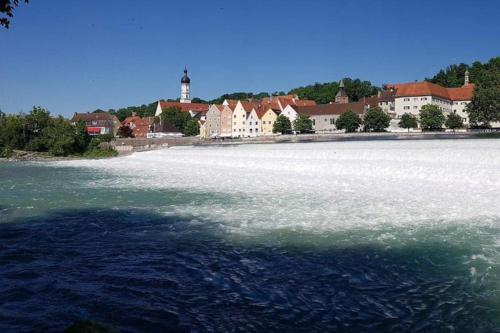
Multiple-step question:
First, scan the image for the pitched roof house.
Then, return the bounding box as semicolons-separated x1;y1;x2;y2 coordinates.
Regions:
71;112;121;136
122;115;153;138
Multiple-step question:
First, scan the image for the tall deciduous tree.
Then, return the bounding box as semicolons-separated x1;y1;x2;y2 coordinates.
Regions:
273;114;292;134
335;110;362;133
398;113;418;132
293;114;313;133
160;107;191;133
363;106;391;132
419;104;445;130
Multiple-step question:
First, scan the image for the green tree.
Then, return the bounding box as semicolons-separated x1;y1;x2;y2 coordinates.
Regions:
445;112;464;131
335;110;362;133
74;120;90;153
419;104;445;130
293;114;313;133
363;106;391;132
289;78;380;104
42;117;78;156
273;114;292;134
160;107;191;132
398;113;418;132
117;125;134;138
183;119;200;136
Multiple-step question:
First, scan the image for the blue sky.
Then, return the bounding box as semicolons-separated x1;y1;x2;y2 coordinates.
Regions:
1;0;499;117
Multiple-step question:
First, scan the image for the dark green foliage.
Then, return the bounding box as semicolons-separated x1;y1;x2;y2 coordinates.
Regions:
0;0;28;28
104;102;157;122
419;104;445;130
398;113;418;132
116;125;134;138
335;110;362;133
160;107;191;133
209;92;270;105
293;114;313;133
83;147;119;159
0;106;113;157
289;78;380;104
426;63;470;88
183;119;200;136
363;106;391;132
445;112;464;130
273;114;292;134
0;146;13;158
467;57;500;126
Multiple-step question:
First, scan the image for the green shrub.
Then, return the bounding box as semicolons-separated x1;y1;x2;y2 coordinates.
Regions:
83;148;118;159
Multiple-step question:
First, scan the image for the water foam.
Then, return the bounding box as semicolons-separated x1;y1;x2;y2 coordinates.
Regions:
52;139;500;234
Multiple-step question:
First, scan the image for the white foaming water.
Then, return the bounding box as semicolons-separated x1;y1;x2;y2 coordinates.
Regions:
53;139;500;234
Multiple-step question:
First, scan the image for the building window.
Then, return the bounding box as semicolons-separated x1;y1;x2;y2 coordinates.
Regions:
330;119;335;125
234;114;236;118
403;106;410;110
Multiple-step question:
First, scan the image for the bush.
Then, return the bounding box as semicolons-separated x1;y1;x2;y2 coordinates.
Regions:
445;112;464;130
0;146;13;158
335;110;362;133
363;106;391;132
117;125;134;138
183;119;200;136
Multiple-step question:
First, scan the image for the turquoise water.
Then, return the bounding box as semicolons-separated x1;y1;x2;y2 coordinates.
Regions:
1;140;500;332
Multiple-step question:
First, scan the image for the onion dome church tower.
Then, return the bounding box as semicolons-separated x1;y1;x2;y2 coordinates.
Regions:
335;79;349;104
180;67;191;103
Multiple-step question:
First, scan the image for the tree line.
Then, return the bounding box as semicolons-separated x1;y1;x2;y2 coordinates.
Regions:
272;104;467;135
0;107;117;158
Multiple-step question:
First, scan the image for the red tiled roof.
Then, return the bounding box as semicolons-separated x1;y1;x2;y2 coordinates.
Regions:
71;112;119;123
447;84;475;101
388;82;450;100
295;101;367;116
160;101;209;113
239;101;258;113
122;116;153;138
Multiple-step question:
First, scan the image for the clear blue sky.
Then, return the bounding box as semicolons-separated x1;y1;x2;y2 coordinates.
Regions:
1;0;499;117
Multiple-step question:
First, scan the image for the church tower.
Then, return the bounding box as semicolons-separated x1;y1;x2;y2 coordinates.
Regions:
180;68;191;103
464;69;470;87
335;79;349;104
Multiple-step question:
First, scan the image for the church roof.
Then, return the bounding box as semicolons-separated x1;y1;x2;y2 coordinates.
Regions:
181;68;190;84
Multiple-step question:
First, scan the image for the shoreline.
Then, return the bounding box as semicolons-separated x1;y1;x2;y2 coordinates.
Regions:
2;131;498;162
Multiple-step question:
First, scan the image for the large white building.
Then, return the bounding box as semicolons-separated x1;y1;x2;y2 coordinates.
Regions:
386;71;474;123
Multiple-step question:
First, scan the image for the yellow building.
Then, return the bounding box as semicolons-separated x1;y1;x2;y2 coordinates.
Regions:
257;108;279;135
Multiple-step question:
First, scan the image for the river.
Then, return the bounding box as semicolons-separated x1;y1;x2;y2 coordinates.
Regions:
1;139;500;332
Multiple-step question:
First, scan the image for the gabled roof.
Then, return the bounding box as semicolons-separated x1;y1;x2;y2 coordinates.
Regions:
239;101;258;113
447;84;475;101
388;82;450;100
159;101;209;113
386;81;475;101
378;90;396;102
71;112;120;123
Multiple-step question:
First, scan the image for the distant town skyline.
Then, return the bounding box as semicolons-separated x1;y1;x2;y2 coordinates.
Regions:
1;0;499;117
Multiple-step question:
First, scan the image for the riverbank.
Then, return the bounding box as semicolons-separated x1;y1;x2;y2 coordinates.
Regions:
0;148;119;162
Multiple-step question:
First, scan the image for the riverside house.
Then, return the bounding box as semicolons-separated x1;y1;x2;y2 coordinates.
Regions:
205;104;222;138
71;112;121;136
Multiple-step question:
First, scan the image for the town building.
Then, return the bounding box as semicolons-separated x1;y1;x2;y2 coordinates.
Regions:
205;104;223;138
335;80;349;104
220;104;233;138
71;112;121;136
122;113;153;138
386;72;474;123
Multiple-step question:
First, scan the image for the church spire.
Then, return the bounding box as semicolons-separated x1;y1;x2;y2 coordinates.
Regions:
335;79;349;104
180;67;191;103
464;69;470;86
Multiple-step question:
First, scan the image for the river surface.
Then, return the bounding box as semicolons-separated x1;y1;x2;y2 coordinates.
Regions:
1;139;500;332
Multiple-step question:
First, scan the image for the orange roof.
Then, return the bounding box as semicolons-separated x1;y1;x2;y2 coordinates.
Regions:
390;82;450;100
239;101;258;113
160;101;209;113
122;116;153;138
447;84;475;101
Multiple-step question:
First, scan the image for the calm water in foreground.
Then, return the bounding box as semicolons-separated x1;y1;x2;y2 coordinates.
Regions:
1;139;500;332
